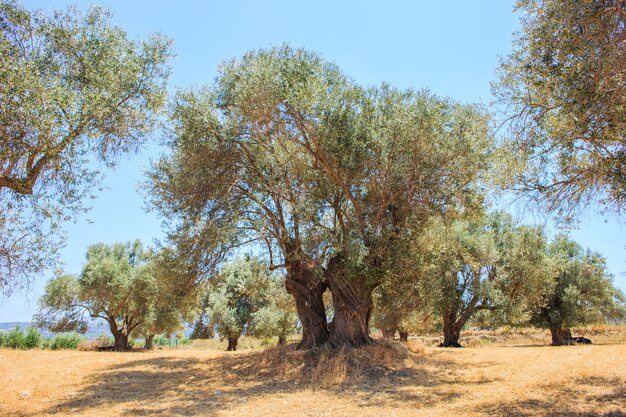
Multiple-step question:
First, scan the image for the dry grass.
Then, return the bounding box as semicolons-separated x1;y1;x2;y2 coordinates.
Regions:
412;325;626;347
1;341;625;417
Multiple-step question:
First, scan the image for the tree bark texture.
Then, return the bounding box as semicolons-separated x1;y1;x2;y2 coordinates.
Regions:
550;326;573;346
381;327;397;339
441;313;463;348
113;331;131;351
325;255;374;347
398;330;409;342
285;262;329;349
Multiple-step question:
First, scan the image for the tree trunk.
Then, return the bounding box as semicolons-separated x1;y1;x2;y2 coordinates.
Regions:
226;336;239;351
285;262;329;349
144;335;154;350
398;330;408;342
441;313;463;348
278;335;287;345
113;331;131;351
326;255;374;348
550;326;573;346
107;319;131;351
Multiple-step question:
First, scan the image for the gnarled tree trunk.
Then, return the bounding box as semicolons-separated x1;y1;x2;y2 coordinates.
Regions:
108;319;132;351
113;331;131;351
226;336;239;351
144;335;155;350
550;326;573;346
285;261;329;349
278;335;287;345
441;313;463;348
326;255;374;347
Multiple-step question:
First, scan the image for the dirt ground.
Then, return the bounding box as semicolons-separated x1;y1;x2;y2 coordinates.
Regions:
1;342;625;417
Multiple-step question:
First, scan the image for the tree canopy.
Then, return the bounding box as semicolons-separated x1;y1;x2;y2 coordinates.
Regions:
0;1;172;291
147;45;495;348
495;0;626;218
35;241;193;351
529;234;626;345
201;257;295;350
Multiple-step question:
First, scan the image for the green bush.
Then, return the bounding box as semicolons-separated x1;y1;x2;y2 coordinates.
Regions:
44;333;82;350
24;328;43;349
4;326;26;349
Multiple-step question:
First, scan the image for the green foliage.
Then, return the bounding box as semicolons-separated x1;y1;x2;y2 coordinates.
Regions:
24;327;43;349
529;234;626;331
147;45;495;346
2;325;25;348
495;0;626;216
400;211;550;344
35;241;194;350
134;248;199;344
43;333;82;350
0;326;43;349
251;274;297;341
202;257;296;343
0;1;172;292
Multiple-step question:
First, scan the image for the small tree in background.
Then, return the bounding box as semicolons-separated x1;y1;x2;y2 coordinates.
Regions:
136;248;199;349
252;275;298;345
205;257;278;351
417;212;549;347
36;241;163;351
530;235;626;346
201;257;296;349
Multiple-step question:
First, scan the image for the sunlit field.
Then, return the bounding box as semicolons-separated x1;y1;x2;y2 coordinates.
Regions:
2;330;625;417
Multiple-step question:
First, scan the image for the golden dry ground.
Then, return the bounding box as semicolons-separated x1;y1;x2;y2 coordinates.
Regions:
1;341;625;417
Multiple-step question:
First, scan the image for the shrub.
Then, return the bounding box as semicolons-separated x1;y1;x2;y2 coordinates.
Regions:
4;326;26;349
44;333;82;350
24;328;43;349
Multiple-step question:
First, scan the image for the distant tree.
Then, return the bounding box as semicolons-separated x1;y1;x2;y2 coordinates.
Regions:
495;0;626;217
205;257;279;351
190;291;214;340
530;234;626;346
135;248;199;349
251;275;298;345
35;241;169;351
417;212;549;347
0;1;171;292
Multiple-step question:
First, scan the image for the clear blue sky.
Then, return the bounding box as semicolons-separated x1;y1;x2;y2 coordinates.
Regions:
1;0;624;322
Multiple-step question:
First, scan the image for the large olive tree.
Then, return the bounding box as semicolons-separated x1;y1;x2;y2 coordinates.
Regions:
148;45;494;348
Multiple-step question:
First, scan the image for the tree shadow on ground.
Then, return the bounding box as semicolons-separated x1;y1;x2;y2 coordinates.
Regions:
42;342;502;416
474;375;626;417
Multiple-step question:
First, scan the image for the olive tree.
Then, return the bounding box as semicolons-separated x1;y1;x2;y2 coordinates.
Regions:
35;241;188;351
204;257;285;351
495;0;626;217
148;45;494;348
530;234;626;345
252;275;298;345
0;1;171;291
